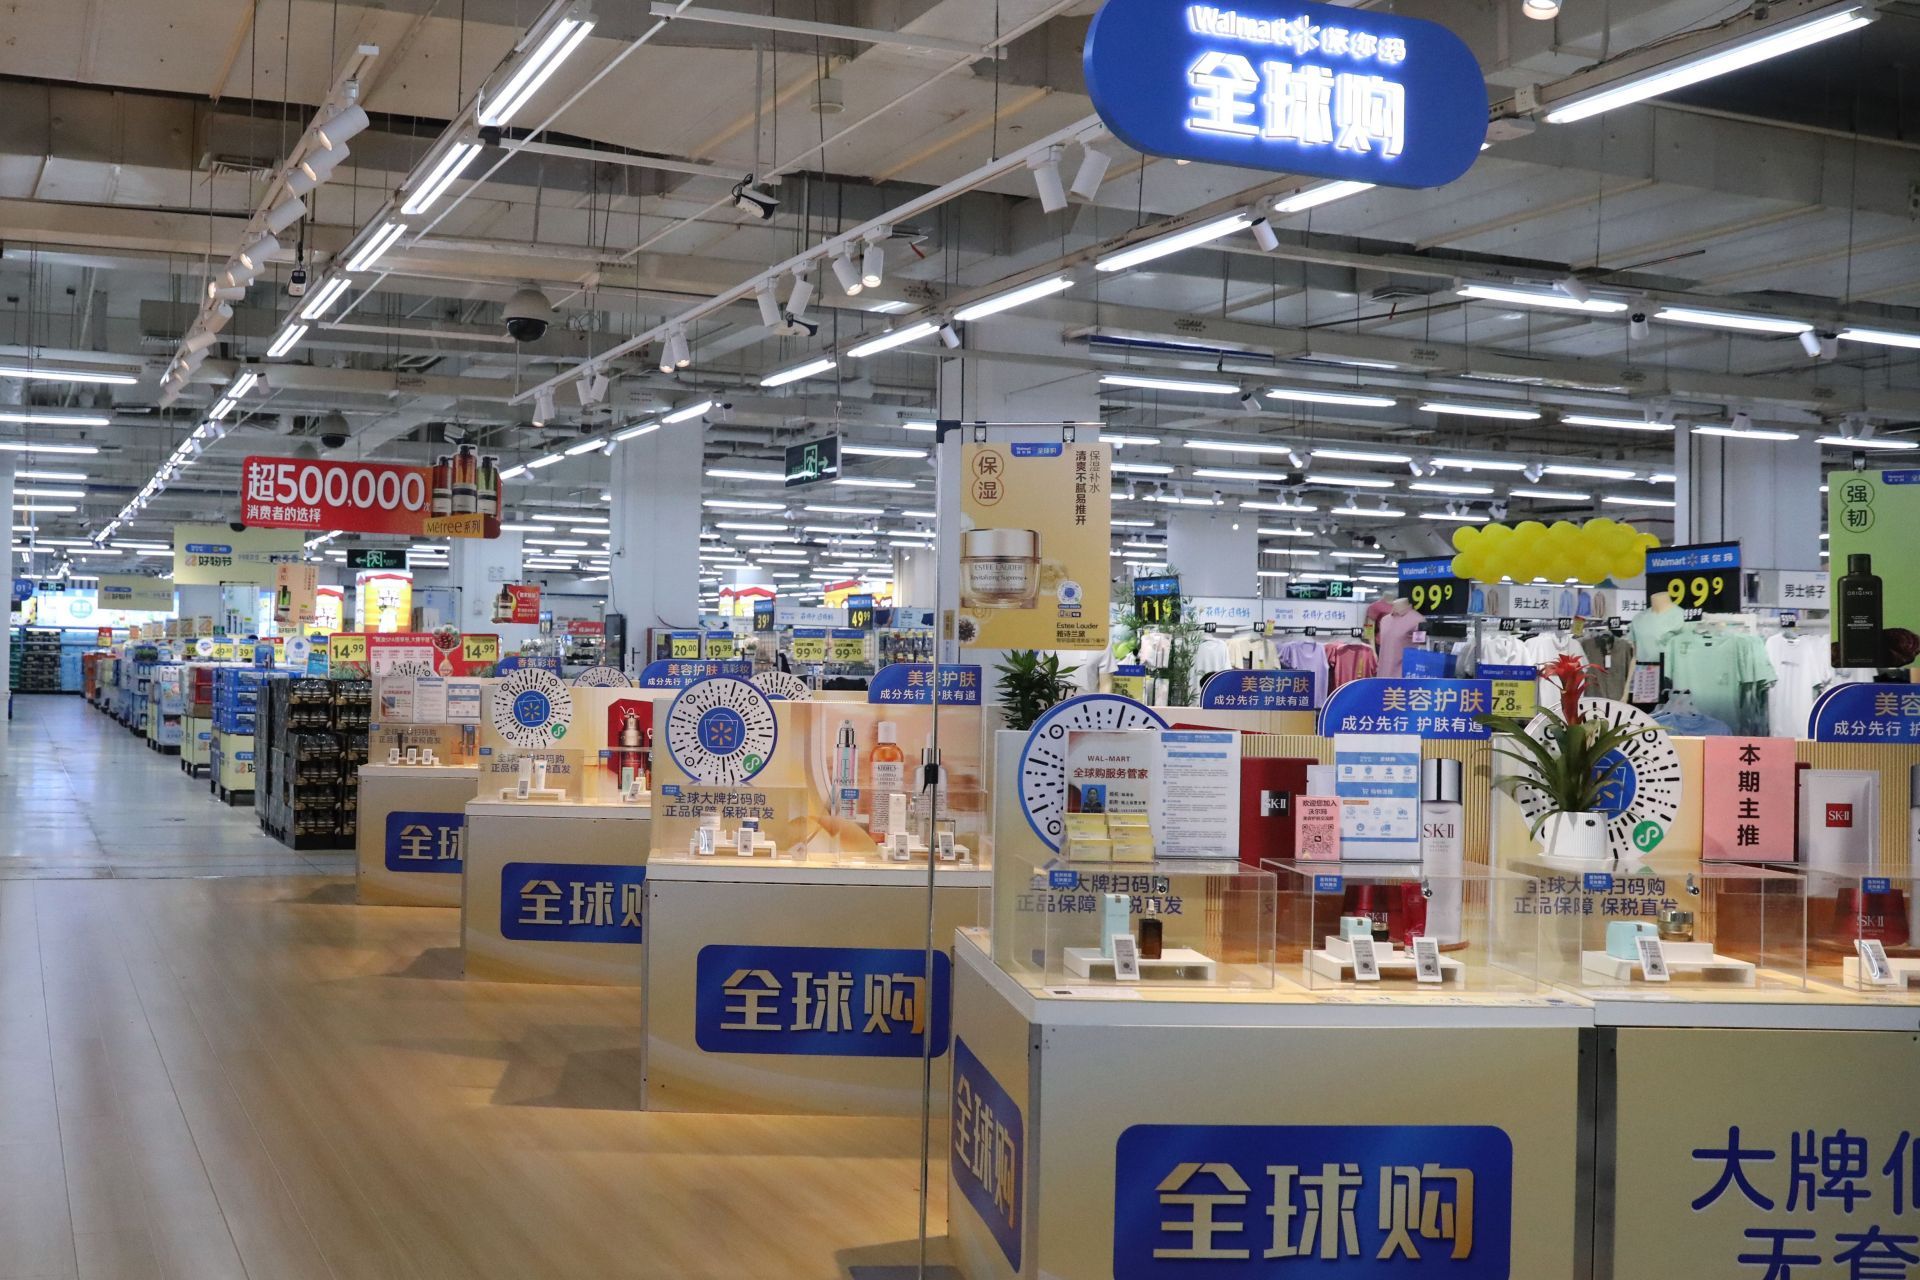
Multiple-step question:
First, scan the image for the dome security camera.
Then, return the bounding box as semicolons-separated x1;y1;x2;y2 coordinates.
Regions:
320;432;350;450
503;287;554;343
229;521;248;533
730;176;780;221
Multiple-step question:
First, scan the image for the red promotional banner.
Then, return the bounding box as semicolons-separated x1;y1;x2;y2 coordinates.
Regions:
495;583;542;625
239;452;504;538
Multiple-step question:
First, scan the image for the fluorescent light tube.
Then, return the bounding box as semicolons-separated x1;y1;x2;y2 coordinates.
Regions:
1311;447;1412;464
1560;413;1673;432
1428;457;1528;472
0;364;137;385
1409;481;1493;495
401;141;482;216
478;12;596;127
614;421;660;441
1429;510;1490;523
761;357;836;388
833;477;916;490
662;400;713;424
0;411;110;427
527;454;564;469
1272;181;1374;213
298;276;353;321
1816;435;1919;451
1544;464;1638;479
345;221;408;274
1265;386;1397;408
952;276;1074;322
1510;487;1592;501
564;439;604;457
703;499;785;511
1837;327;1920;350
1691;424;1802;442
1545;4;1873;124
16;470;87;481
1110;462;1175;475
1095;214;1251;273
1457;284;1628;314
1239;500;1317;512
15;487;85;499
805;504;884;515
1602;495;1677;508
266;325;307;358
846;322;938;359
841;444;925;459
1330;503;1405;517
705;468;783;482
1420;400;1543;421
1185;438;1300;459
1304;474;1396;489
1100;433;1162;447
1191;467;1277;482
1100;373;1238;395
1654;306;1812;335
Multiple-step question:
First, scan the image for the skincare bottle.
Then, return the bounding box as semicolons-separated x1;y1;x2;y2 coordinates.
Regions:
431;455;452;516
1137;914;1164;961
959;528;1042;609
1100;893;1130;960
1839;553;1884;667
1419;759;1466;945
834;720;858;820
532;757;548;792
870;723;906;837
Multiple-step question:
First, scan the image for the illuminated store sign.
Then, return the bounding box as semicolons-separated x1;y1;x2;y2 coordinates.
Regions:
1084;0;1486;187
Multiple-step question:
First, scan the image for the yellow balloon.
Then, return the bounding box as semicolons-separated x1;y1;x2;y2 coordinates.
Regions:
1451;525;1479;553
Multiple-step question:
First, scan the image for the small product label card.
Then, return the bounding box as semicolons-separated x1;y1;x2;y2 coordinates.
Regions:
1636;935;1671;982
1111;935;1141;982
1413;935;1442;984
1856;938;1898;987
1350;935;1382;982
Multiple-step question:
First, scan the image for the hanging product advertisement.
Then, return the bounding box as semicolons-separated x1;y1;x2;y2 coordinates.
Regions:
493;583;541;625
356;571;413;634
273;563;317;628
172;523;306;586
1082;0;1487;187
95;574;174;613
238;451;503;538
957;439;1109;649
1828;469;1909;668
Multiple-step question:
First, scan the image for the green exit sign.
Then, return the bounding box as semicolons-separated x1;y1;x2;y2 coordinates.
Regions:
347;549;409;570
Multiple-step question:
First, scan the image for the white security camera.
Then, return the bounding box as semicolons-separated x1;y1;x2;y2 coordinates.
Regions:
503;287;553;343
731;176;780;221
776;314;819;338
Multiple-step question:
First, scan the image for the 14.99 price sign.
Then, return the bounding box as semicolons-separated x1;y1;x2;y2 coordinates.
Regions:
239;456;503;539
1397;556;1467;618
1646;542;1741;613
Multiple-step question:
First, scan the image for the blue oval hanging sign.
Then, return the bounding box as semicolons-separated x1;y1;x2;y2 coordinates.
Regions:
1083;0;1488;189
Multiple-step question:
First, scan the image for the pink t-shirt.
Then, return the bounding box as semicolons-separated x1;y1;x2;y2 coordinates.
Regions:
1374;607;1424;678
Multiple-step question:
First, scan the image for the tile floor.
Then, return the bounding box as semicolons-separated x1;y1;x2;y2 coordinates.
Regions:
1;696;352;879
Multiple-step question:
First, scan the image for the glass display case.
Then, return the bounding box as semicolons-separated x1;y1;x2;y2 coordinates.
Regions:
993;842;1278;990
1264;860;1548;994
1803;865;1920;996
1510;859;1809;995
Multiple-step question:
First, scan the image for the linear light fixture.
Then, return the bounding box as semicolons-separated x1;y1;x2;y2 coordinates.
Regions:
1544;464;1639;480
1420;400;1543;421
564;439;604;457
1654;306;1811;335
1838;326;1920;350
899;422;936;433
1691;423;1802;442
1816;435;1919;451
805;503;884;515
1100;373;1239;395
267;325;308;359
1510;487;1592;501
1095;213;1252;273
1185;439;1304;462
345;221;408;274
1330;503;1405;518
1272;181;1374;213
401;141;483;216
841;443;926;459
1409;481;1493;495
1602;495;1677;508
1265;386;1397;408
1240;499;1317;512
1304;474;1395;489
614;420;660;441
1544;3;1874;125
477;4;597;127
1457;284;1628;314
662;400;713;424
15;487;86;499
1192;467;1277;483
761;357;837;388
1111;461;1176;475
1311;447;1413;464
16;469;87;481
0;363;139;385
846;322;939;359
527;454;564;469
298;276;353;321
1428;457;1528;472
1428;510;1491;523
1561;413;1674;432
834;477;916;490
1100;433;1162;447
1258;526;1312;537
0;410;111;428
706;468;783;481
951;276;1074;322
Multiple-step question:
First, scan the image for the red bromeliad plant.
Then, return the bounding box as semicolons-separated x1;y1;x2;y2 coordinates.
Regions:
1479;654;1638;834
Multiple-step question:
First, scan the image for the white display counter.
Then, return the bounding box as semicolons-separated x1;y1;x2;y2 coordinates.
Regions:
355;763;481;907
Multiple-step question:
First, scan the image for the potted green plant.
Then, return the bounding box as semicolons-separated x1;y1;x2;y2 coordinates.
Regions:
1480;654;1640;864
994;650;1073;732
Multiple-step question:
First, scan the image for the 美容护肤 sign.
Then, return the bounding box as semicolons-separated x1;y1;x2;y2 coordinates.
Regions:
238;455;504;539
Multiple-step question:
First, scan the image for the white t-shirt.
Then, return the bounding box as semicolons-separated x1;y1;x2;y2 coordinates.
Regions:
1765;631;1833;738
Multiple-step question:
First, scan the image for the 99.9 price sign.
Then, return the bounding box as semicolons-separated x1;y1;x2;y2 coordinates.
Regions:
1645;542;1741;614
1133;575;1181;626
1396;557;1468;618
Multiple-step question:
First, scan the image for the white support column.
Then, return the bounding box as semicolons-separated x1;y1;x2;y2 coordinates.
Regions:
1167;507;1257;598
0;453;13;765
1682;433;1823;571
608;426;703;672
450;532;538;648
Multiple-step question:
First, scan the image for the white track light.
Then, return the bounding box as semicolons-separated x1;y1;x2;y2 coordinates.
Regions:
298;143;348;184
315;103;369;151
264;194;307;235
239;234;281;272
756;281;782;329
208;282;246;304
787;269;814;321
861;236;886;289
1028;146;1067;213
183;330;217;355
1798;329;1824;359
204;304;234;335
533;387;555;426
1069;138;1113;199
831;249;863;296
1249;217;1279;251
939;323;961;348
1524;0;1561;18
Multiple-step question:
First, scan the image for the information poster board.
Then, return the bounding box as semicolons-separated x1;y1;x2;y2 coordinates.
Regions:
958;439;1109;648
172;523;305;586
1829;470;1917;667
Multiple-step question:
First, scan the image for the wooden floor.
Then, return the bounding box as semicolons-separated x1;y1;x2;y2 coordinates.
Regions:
0;876;947;1279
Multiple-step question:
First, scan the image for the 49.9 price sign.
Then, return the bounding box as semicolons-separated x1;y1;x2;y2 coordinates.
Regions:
1133;575;1181;626
1397;556;1467;617
1646;542;1741;613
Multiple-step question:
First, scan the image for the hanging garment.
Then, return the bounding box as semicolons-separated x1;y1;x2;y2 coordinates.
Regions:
1580;633;1631;702
1326;642;1378;691
1653;705;1736;736
1522;630;1586;707
1374;607;1424;679
1191;636;1235;676
1764;631;1832;739
1277;638;1332;706
1663;629;1776;733
1630;606;1687;664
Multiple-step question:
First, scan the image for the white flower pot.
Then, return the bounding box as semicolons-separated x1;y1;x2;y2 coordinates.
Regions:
1535;811;1610;864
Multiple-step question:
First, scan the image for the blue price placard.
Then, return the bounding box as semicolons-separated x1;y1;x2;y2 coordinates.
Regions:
1313;874;1344;894
693;944;951;1059
1808;683;1920;743
1199;669;1316;710
499;862;645;944
1084;0;1486;188
383;810;464;874
1865;877;1893;895
951;1037;1024;1271
1049;869;1082;890
1584;872;1616;893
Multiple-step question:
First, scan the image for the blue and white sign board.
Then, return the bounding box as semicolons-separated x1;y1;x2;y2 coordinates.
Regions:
952;1037;1024;1271
1113;1124;1512;1275
638;659;753;689
1264;596;1366;630
9;578;31;604
1400;648;1455;679
692;944;951;1058
499;861;645;944
867;662;984;706
1333;733;1421;857
773;604;846;629
383;811;464;874
1083;0;1487;187
1808;682;1920;743
1319;677;1494;740
1199;669;1316;710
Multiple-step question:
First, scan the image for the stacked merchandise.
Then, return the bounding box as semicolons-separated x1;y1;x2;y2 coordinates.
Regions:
181;665;217;777
9;627;62;693
255;676;370;848
146;664;185;752
209;668;262;803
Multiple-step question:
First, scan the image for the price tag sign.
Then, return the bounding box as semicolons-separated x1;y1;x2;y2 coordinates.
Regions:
846;593;875;631
1413;935;1443;984
1350;935;1382;982
705;633;737;660
670;634;701;659
1481;663;1537;718
1111;934;1141;982
828;629;867;663
1646;542;1741;613
1635;935;1671;982
1133;575;1181;626
462;634;499;666
791;629;827;663
328;633;367;668
1396;557;1467;617
1856;938;1898;987
752;600;774;633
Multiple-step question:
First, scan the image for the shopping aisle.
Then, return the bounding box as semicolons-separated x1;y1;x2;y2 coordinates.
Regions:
0;696;347;878
0;875;938;1279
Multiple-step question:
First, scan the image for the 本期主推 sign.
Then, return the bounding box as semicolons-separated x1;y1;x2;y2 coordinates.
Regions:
1083;0;1487;188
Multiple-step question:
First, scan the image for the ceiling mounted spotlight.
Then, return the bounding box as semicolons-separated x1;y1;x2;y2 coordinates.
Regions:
1249;217;1279;252
533;387;556;426
786;268;815;321
238;234;281;272
298;143;348;184
204;304;234;335
182;330;218;355
1069;132;1113;199
576;368;609;406
755;280;782;329
730;175;779;220
861;233;888;289
264;194;307;235
315;103;370;151
1028;146;1067;213
1523;0;1561;19
939;322;961;349
1555;275;1592;304
208;282;246;304
669;329;692;370
1798;329;1823;359
831;248;863;296
1820;331;1840;360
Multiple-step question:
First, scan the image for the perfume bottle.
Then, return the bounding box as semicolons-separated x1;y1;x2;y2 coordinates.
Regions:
1419;759;1465;945
1839;553;1884;667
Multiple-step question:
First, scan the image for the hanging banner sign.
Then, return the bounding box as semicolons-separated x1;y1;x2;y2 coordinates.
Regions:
1397;556;1468;617
1083;0;1487;187
239;455;502;538
172;523;305;586
1318;676;1493;740
493;583;541;626
958;439;1110;649
274;563;316;627
96;574;174;613
638;659;754;689
867;663;984;706
1199;669;1316;710
1808;682;1920;743
1132;575;1182;626
1646;542;1740;613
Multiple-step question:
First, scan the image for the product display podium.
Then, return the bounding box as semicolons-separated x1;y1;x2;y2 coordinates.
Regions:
356;763;482;906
